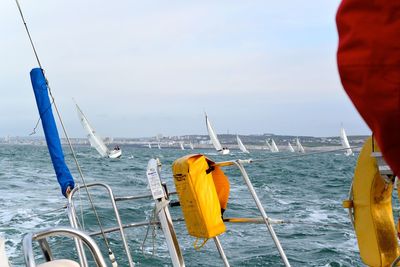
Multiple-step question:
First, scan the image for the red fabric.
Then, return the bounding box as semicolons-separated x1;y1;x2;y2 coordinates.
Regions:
337;0;400;175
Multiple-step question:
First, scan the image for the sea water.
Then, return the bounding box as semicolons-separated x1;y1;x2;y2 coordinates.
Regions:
0;144;361;266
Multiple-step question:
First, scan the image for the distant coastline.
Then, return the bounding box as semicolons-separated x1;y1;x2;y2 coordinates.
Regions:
0;134;368;151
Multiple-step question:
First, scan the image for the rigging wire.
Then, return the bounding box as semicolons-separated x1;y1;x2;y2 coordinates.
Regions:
29;98;54;136
14;0;43;70
249;145;363;163
15;0;54;136
14;0;115;258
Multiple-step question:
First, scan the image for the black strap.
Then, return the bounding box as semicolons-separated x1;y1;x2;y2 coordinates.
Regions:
206;165;215;174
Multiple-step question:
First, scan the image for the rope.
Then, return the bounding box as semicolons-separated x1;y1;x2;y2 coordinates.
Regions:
15;0;114;256
193;238;209;250
274;219;352;228
29;97;54;136
141;205;159;258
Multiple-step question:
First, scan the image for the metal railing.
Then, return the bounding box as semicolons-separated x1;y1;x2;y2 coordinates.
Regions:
65;157;290;267
23;227;107;267
68;183;135;267
212;159;291;267
67;182;185;267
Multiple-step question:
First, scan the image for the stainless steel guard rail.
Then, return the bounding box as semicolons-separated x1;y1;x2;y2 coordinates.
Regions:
23;227;107;267
212;159;291;267
67;183;135;267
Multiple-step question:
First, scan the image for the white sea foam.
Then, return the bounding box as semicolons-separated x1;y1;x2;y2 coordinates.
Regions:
0;145;362;266
307;209;329;223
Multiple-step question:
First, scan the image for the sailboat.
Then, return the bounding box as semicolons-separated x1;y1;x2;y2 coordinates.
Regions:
205;113;230;155
340;127;353;156
288;142;295;152
295;138;305;153
265;139;273;151
75;102;121;159
236;135;250;154
180;142;185;150
148;143;152;149
158;143;161;149
189;142;194;150
270;139;279;153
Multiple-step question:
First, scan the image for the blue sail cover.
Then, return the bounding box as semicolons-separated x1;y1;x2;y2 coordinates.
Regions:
30;68;75;197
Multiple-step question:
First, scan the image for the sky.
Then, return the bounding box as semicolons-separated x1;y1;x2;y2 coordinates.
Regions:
0;0;370;138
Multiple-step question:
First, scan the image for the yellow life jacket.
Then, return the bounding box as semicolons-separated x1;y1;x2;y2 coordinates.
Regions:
172;154;230;239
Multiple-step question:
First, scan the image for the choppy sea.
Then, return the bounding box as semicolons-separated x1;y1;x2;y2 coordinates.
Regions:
0;144;362;266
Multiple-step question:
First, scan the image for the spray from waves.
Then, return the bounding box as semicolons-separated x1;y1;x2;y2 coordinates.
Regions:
307;209;329;223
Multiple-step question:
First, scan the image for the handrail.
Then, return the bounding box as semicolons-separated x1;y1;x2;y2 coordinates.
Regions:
212;158;291;267
23;227;107;267
88;216;285;237
68;182;134;267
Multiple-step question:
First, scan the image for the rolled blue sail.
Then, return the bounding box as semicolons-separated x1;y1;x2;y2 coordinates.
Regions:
30;68;74;197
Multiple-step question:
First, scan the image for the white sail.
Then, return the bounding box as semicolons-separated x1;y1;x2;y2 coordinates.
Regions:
205;113;229;154
189;142;194;150
266;140;273;151
180;142;185;150
271;139;279;152
158;143;161;149
148;143;152;149
75;103;109;157
237;135;249;153
288;142;295;152
205;114;223;151
296;138;305;153
340;127;353;156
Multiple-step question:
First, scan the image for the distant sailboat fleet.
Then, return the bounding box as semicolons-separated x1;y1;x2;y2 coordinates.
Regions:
141;127;352;155
266;138;305;153
204;112;311;154
74;106;350;156
145;142;194;150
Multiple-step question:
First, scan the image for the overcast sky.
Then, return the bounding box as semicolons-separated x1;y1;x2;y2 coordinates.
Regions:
0;0;370;138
